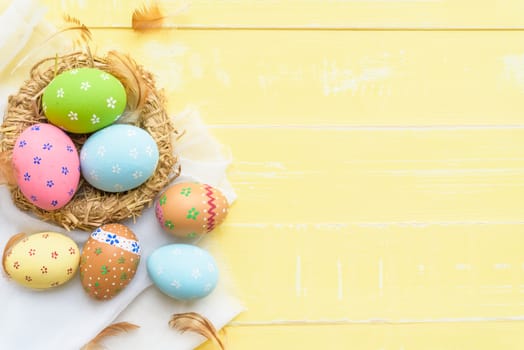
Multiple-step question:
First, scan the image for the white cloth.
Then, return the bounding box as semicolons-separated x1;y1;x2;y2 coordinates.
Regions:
0;1;243;349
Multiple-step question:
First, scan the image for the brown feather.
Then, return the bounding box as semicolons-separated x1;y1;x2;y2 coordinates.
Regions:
10;15;91;74
2;233;27;276
62;14;92;49
62;14;82;26
82;322;140;350
169;312;226;350
0;151;16;186
132;2;166;30
105;51;150;123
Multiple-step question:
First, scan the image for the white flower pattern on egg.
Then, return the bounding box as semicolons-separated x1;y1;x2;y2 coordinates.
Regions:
91;114;100;124
68;111;78;121
80;81;91;91
129;148;138;159
194;247;204;256
170;280;181;289
106;97;117;109
191;268;201;280
100;73;110;80
112;164;121;174
207;263;215;272
132;171;143;179
97;146;106;157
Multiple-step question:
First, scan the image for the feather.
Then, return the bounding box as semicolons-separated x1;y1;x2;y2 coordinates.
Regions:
132;1;190;31
62;14;92;48
0;151;16;186
169;312;226;350
2;233;27;276
10;14;91;75
81;322;140;350
62;14;82;26
132;2;165;30
105;50;150;123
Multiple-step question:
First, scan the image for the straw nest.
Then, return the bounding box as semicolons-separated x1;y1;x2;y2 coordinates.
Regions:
0;51;179;231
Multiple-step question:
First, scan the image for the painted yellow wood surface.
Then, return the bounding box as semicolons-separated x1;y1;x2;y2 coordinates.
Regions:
35;0;524;348
40;0;524;28
32;29;524;127
212;323;524;349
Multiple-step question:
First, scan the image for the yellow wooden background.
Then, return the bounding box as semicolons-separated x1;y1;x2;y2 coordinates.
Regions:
20;0;524;348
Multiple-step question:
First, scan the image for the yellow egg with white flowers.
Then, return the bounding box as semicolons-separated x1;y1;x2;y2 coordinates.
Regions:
2;232;80;290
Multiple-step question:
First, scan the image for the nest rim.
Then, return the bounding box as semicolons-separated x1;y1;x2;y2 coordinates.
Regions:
0;50;179;232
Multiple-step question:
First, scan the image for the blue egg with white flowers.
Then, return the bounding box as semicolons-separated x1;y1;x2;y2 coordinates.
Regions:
147;244;219;300
80;124;159;192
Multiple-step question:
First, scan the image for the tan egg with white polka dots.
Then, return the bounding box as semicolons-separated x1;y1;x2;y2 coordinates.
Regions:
79;223;140;300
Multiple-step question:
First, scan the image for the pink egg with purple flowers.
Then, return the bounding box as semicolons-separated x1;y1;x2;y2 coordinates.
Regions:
12;123;80;210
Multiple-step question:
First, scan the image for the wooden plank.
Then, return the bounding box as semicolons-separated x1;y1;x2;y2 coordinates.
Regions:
214;128;524;224
196;128;524;322
40;0;524;29
214;222;524;322
10;28;524;127
197;323;524;350
58;29;524;126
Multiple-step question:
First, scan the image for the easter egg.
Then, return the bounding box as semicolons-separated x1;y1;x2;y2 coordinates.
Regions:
155;182;229;239
79;223;141;300
147;244;218;300
80;124;159;192
42;67;126;133
12;123;80;210
3;232;80;289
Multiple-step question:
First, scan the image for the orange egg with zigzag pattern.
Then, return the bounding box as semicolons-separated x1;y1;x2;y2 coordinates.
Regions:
155;182;229;239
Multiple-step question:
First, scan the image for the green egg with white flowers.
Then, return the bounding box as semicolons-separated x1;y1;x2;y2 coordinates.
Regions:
42;68;127;134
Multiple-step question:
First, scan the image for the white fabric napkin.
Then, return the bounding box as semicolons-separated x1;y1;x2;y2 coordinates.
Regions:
0;1;243;349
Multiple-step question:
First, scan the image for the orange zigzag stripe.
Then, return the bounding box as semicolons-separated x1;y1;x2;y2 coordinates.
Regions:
204;184;217;232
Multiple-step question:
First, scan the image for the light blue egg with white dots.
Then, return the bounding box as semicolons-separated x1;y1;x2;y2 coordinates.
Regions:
80;124;159;192
147;244;219;300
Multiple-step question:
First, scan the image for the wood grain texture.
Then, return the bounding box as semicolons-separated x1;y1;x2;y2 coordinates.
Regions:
198;323;524;350
214;128;524;223
40;0;524;29
30;0;524;349
211;128;524;322
72;29;524;126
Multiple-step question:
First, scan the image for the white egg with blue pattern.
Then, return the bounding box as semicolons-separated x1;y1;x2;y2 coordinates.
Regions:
80;124;159;192
147;244;219;300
